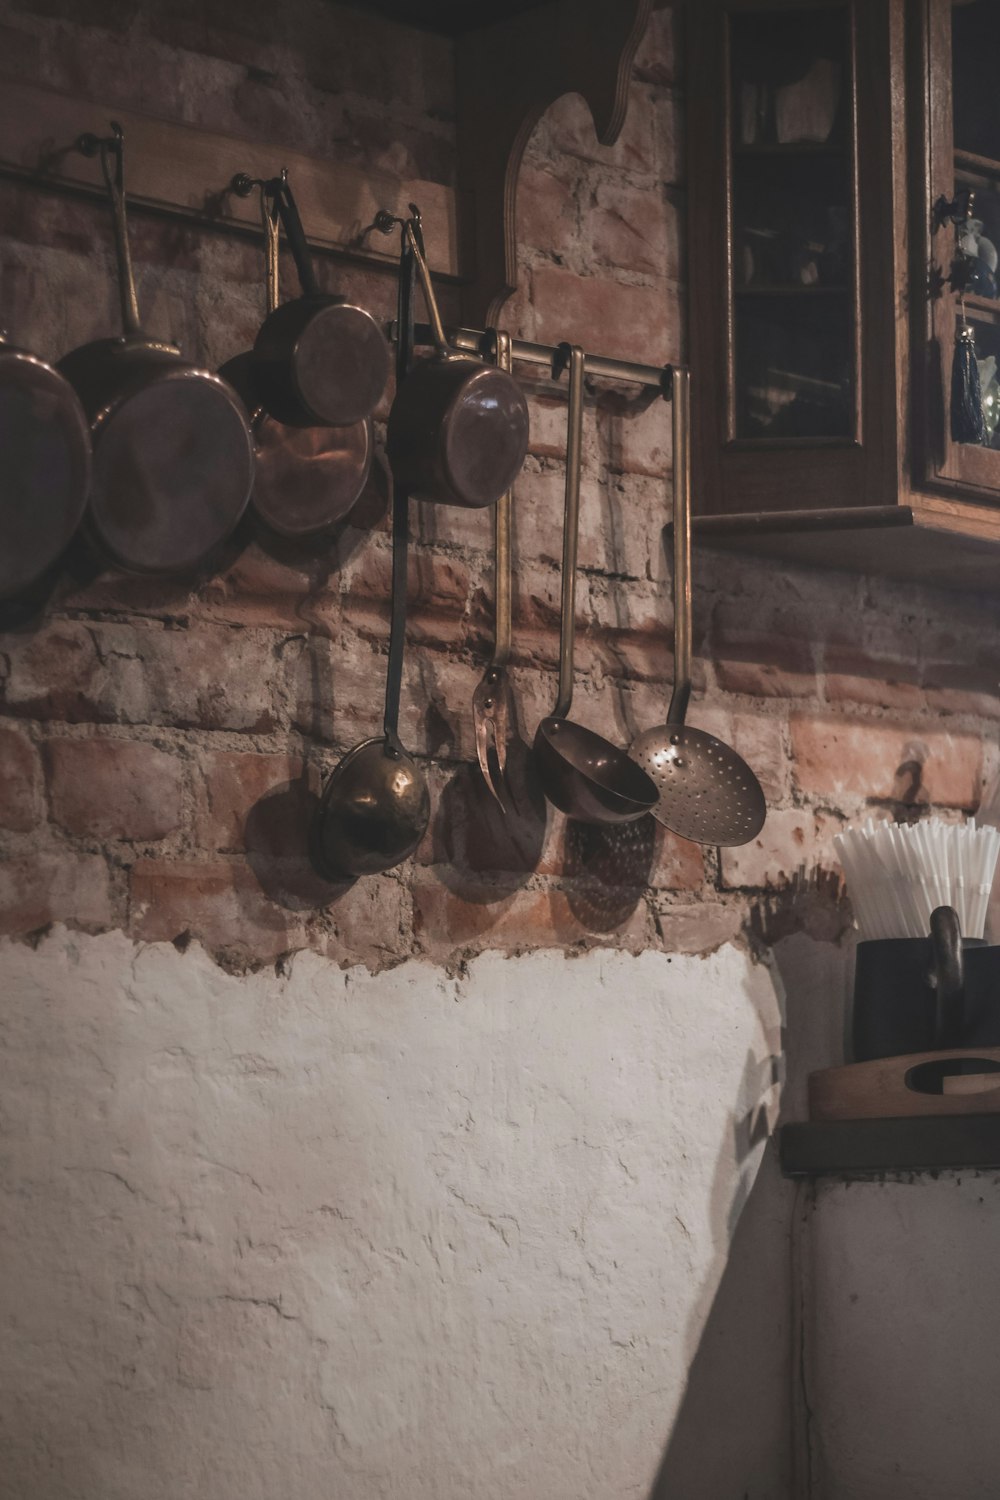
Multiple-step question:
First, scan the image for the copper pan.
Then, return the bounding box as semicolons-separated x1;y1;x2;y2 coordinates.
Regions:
59;123;254;575
235;169;389;431
0;332;90;597
385;208;528;509
221;185;373;538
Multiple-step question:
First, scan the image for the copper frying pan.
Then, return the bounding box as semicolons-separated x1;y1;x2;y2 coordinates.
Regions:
0;332;90;598
221;183;373;538
59;123;255;575
237;169;390;431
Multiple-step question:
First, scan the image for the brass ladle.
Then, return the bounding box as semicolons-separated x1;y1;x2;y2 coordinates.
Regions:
533;344;658;825
311;223;429;877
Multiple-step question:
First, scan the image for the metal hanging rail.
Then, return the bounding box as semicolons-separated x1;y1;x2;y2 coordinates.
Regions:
387;321;675;397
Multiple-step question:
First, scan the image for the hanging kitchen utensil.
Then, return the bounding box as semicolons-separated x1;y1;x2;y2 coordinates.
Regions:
628;369;766;846
221;182;373;537
0;331;91;598
59;123;254;574
311;222;429;878
386;208;529;509
533;344;658;825
236;169;389;430
472;327;517;806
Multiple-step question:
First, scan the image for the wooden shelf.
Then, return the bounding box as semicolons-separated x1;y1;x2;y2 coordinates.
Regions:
733;284;850;299
781;1113;1000;1177
679;505;1000;590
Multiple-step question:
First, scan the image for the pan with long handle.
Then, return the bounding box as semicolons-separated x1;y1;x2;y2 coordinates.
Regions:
628;369;766;845
221;182;373;537
59;123;255;575
0;330;91;598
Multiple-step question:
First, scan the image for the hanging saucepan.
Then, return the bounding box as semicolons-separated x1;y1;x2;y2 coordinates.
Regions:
235;169;390;430
0;331;91;598
220;182;373;537
58;123;255;574
385;208;529;509
311;222;430;878
628;369;766;846
533;344;658;824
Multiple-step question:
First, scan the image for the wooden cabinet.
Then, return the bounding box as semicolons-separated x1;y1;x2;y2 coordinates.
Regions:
687;0;1000;586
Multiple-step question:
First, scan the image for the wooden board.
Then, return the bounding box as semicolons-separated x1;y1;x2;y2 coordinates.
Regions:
0;74;460;278
781;1113;1000;1176
809;1047;1000;1121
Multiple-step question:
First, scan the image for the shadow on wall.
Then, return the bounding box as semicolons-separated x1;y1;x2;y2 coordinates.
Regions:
649;1144;796;1500
648;932;852;1499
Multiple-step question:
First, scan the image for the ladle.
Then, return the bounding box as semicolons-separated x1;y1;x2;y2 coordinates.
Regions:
221;183;373;537
628;369;766;846
533;344;658;825
311;222;430;878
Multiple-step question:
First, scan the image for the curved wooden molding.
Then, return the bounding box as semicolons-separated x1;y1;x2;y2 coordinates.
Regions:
456;0;653;326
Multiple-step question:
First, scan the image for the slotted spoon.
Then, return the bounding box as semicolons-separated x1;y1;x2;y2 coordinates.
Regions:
628;369;766;846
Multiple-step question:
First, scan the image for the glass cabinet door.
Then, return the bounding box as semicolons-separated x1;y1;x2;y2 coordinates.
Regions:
924;0;1000;498
729;6;856;444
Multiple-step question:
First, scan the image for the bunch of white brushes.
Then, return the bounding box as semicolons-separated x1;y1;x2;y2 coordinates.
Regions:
835;817;1000;941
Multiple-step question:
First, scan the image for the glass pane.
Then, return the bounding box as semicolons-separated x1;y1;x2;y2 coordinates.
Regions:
730;7;849;150
734;154;851;288
735;296;853;439
966;317;1000;449
953;1;1000;163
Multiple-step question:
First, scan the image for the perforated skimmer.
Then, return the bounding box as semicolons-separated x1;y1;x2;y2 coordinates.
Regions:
628;369;766;847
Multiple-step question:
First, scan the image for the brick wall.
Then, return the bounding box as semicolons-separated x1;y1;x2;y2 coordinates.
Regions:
1;0;998;974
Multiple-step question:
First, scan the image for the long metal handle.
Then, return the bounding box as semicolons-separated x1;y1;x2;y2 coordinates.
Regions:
383;226;415;748
930;904;965;1049
404;214;452;358
553;343;585;720
261;184;280;315
492;328;513;666
666;366;691;725
83;123;142;338
273;171;320;300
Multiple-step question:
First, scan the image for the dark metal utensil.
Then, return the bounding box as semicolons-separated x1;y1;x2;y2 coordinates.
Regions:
59;123;254;575
628;369;766;846
0;332;91;598
533;344;658;825
235;169;389;430
221;184;373;537
386;209;529;509
472;327;516;806
312;223;429;878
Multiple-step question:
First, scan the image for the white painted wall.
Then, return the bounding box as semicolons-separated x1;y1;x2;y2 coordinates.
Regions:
802;1175;1000;1500
0;930;792;1500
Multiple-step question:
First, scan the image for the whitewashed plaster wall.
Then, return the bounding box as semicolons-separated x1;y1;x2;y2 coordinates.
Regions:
0;931;794;1500
801;1174;1000;1500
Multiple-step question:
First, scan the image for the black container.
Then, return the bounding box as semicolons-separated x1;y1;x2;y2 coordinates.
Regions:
853;907;1000;1061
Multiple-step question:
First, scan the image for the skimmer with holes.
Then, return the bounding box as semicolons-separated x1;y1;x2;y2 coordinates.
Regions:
628;369;766;847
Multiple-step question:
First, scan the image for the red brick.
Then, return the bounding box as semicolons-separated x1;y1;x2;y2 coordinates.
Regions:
790;715;983;810
133;624;281;734
633;7;678;87
591;179;682;279
0;853;113;935
0;725;41;832
413;875;652;957
605;392;673;477
542;83;661;177
648;820;706;891
130;859;309;963
517;161;580;262
45;738;184;841
321;875;413;972
649;899;747;954
532;265;678;366
713;660;816;699
685;705;789;804
195;751;306;853
1;622;111;724
720;809;840;891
